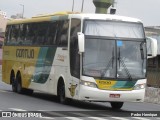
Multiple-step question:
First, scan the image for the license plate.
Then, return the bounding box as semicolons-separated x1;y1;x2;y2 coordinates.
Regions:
109;94;120;98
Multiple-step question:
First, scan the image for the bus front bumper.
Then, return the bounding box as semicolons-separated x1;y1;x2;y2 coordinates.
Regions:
79;85;145;102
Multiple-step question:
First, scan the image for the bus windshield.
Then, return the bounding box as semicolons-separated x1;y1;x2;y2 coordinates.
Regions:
83;20;146;80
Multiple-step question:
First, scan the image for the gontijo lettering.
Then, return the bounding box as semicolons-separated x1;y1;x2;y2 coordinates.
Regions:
16;49;34;59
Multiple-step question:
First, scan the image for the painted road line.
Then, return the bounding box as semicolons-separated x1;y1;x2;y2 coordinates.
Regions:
45;112;66;117
0;89;12;93
111;117;129;120
88;117;109;120
71;112;91;117
42;111;83;120
98;114;112;117
37;111;56;120
0;89;7;92
40;117;54;119
9;108;27;111
38;110;49;111
132;117;150;120
70;113;109;120
65;117;83;120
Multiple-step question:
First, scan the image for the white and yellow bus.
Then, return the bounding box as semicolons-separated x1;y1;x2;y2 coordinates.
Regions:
2;12;157;109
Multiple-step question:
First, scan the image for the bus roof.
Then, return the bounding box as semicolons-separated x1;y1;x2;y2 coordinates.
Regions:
7;11;142;25
33;11;141;23
68;14;142;23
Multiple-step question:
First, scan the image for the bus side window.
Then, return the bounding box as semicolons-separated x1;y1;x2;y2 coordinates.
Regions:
36;23;43;45
10;25;20;45
23;24;31;45
33;22;49;46
45;23;51;45
70;18;81;78
18;24;25;45
46;21;58;46
29;23;38;45
9;25;18;45
23;23;34;45
41;22;49;45
5;25;11;45
57;20;69;47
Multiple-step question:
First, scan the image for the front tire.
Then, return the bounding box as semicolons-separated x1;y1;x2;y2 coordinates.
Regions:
110;102;124;109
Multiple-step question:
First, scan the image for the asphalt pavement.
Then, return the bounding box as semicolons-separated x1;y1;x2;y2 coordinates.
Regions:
0;71;160;120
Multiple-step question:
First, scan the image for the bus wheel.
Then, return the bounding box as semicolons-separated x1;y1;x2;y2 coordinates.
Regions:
110;102;124;109
11;77;17;92
57;80;66;104
16;73;23;94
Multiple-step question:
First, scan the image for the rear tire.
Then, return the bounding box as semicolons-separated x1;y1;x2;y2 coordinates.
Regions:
11;77;17;92
110;102;124;109
16;74;23;94
57;80;66;104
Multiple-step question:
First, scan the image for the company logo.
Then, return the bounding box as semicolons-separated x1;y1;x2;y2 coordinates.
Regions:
16;49;34;59
69;84;77;97
57;54;66;62
1;112;42;118
2;112;11;117
99;81;111;85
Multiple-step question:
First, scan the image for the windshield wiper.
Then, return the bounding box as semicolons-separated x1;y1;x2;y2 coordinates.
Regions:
101;48;114;78
140;41;145;59
118;48;132;80
140;41;146;74
119;58;132;80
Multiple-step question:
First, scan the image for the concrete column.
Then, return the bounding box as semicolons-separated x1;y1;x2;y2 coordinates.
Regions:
93;0;114;14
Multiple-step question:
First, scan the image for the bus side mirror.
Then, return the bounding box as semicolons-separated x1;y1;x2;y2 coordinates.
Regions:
146;37;157;59
77;32;85;53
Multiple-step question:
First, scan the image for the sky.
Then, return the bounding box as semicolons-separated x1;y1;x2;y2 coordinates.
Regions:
0;0;160;26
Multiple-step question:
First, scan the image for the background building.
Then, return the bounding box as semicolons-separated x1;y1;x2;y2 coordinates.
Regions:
0;10;7;46
0;10;7;65
145;26;160;87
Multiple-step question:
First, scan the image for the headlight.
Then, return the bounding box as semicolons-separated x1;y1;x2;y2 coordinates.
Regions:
134;83;146;90
80;80;97;88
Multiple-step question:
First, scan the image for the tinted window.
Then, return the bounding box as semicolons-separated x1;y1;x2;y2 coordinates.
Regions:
57;20;69;46
5;20;69;46
45;21;58;45
5;25;11;45
21;24;32;45
70;19;81;78
10;25;20;45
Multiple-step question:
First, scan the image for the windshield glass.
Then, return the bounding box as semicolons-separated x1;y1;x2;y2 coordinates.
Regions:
83;20;146;80
83;39;116;78
84;20;144;39
117;41;146;79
